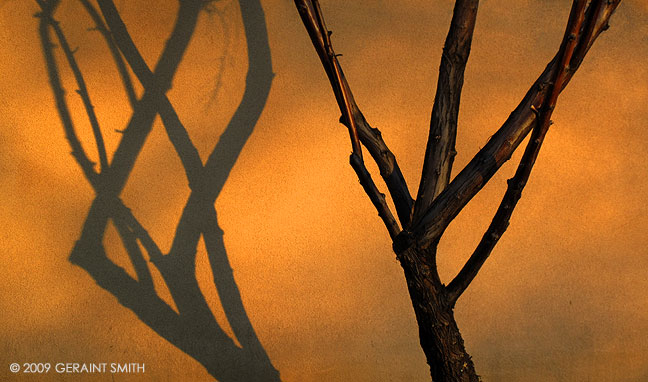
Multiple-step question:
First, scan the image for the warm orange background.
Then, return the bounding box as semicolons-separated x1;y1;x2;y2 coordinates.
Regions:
1;1;647;381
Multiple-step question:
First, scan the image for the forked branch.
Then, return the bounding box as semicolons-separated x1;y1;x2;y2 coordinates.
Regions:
295;0;400;238
295;0;413;227
446;0;591;304
397;0;621;253
412;0;480;225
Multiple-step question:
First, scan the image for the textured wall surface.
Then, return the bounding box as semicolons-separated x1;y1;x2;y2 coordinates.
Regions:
1;1;647;381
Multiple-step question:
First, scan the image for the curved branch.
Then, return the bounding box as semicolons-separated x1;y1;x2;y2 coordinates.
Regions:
446;0;590;304
396;0;621;254
295;0;402;236
295;0;413;227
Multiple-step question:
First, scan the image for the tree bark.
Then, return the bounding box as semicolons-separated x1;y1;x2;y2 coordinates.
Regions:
398;246;479;382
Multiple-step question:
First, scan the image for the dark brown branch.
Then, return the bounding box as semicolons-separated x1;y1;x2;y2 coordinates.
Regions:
295;0;401;236
412;0;479;225
294;0;414;226
395;0;621;254
573;0;606;65
350;154;400;239
310;0;362;158
446;0;589;304
79;0;137;107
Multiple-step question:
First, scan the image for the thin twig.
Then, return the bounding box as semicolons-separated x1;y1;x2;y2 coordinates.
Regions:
295;0;401;237
446;0;588;304
294;0;413;226
350;154;400;239
310;0;362;158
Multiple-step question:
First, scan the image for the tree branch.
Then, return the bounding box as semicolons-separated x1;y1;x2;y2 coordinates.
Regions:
395;0;621;254
446;0;589;304
412;0;480;225
350;153;400;239
295;0;400;237
295;0;414;227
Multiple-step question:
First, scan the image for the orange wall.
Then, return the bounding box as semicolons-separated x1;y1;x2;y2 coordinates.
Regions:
1;1;647;381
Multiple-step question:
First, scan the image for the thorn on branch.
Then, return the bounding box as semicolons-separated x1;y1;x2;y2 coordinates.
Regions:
530;104;540;117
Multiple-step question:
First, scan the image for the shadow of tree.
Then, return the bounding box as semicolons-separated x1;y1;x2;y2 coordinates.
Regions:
36;0;279;380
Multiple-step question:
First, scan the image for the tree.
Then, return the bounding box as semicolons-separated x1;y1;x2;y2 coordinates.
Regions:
35;0;279;380
293;0;622;380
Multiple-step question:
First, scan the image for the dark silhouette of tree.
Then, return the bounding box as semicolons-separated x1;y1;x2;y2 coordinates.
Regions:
35;0;279;380
294;0;621;380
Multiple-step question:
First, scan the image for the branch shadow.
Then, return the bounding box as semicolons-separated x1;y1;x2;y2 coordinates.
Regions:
37;0;278;380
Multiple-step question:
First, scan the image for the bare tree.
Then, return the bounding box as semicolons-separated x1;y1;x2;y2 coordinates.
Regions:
35;0;278;380
294;0;621;380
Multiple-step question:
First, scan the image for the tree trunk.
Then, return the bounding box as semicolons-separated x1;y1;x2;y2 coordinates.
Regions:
397;246;479;382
